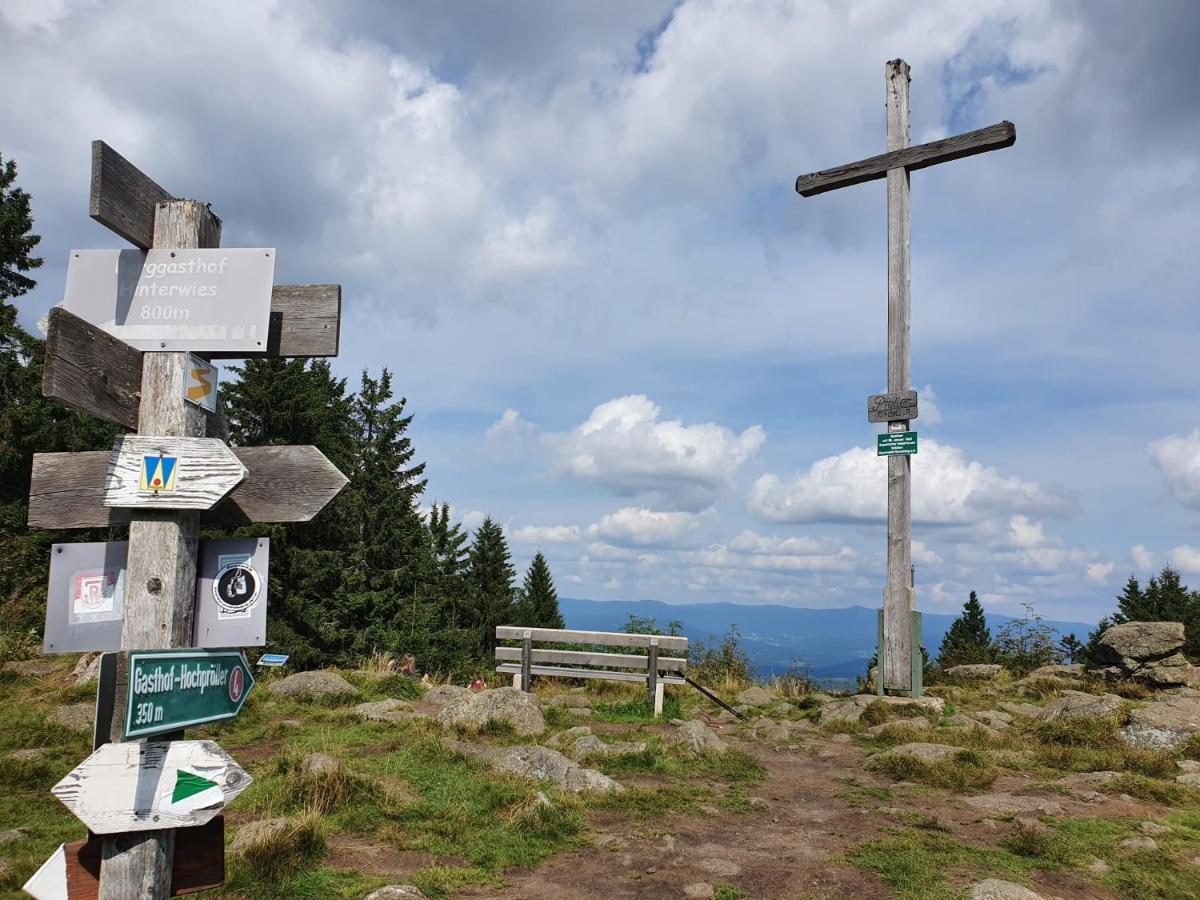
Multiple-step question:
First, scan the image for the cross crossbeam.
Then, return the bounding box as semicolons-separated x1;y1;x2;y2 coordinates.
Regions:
795;120;1015;196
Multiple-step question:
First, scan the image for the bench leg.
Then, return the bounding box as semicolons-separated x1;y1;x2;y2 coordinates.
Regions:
512;672;522;689
654;681;665;717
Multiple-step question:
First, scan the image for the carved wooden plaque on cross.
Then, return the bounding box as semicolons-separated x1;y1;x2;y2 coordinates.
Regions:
794;60;1015;693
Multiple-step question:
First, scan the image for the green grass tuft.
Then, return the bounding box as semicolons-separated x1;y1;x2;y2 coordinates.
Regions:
867;748;998;791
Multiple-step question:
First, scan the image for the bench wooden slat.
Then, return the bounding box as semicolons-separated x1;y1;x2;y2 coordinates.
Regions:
494;626;688;652
496;663;685;685
494;646;687;671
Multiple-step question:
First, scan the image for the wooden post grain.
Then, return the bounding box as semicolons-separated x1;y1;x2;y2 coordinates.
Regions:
884;59;914;692
99;199;221;900
646;638;659;712
520;630;533;693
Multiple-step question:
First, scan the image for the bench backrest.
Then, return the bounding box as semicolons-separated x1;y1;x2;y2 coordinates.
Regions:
494;626;688;677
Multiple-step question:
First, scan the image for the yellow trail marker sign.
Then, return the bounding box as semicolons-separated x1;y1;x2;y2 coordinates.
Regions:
185;354;218;413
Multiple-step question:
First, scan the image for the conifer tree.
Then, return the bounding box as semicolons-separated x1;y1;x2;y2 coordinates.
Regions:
467;517;515;654
937;591;993;667
516;552;564;629
0;155;117;635
429;502;469;626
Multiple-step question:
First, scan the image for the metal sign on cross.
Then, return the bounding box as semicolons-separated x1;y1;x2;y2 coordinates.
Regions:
794;59;1015;693
24;139;352;899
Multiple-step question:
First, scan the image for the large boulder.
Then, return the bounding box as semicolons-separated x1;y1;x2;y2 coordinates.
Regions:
818;694;945;725
1033;690;1123;722
970;880;1045;900
229;818;290;855
53;702;95;734
436;687;545;736
666;720;728;755
872;742;962;765
71;653;102;686
1121;696;1200;750
453;742;622;793
354;699;420;723
422;684;472;707
1139;653;1196;687
268;670;359;700
1027;664;1085;680
3;659;60;678
946;664;1003;680
363;887;427;900
1095;621;1184;665
735;686;772;706
963;793;1063;816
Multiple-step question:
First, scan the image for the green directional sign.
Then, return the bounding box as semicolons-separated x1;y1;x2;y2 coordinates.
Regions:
125;648;255;739
877;430;918;456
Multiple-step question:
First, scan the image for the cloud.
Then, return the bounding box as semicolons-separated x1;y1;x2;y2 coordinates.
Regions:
460;510;487;533
586;505;717;548
1087;562;1115;584
485;408;536;455
510;524;582;544
1169;546;1200;574
1149;431;1200;511
749;439;1072;525
543;395;764;509
917;385;943;428
1131;545;1156;571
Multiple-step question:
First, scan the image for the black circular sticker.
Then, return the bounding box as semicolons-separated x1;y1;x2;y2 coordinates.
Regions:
212;563;261;613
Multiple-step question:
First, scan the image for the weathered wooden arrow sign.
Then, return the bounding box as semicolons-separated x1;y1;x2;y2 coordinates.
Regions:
89;141;340;358
62;248;276;354
52;740;250;834
124;649;256;739
30;444;347;528
22;819;225;900
103;435;246;510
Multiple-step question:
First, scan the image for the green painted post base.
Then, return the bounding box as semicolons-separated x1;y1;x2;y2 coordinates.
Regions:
875;609;923;698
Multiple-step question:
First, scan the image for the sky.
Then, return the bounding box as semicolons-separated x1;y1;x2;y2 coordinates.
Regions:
3;0;1199;624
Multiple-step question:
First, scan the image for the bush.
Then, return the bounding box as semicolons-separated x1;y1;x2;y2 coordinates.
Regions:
689;626;751;686
868;748;997;791
993;603;1058;674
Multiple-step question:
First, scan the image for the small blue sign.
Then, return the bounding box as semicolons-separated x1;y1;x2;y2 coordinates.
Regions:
257;653;289;667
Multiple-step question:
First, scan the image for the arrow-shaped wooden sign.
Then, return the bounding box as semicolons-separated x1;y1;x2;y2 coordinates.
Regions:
52;740;250;834
29;444;347;529
103;436;246;511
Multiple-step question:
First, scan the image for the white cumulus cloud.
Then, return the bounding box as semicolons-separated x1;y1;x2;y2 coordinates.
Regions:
543;395;764;509
510;524;582;544
1131;544;1156;570
749;439;1071;525
1087;562;1115;584
587;506;717;548
1149;431;1200;511
1169;546;1200;574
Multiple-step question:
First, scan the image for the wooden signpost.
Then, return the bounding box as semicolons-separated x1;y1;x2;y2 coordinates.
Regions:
52;740;251;834
794;60;1015;693
25;140;350;899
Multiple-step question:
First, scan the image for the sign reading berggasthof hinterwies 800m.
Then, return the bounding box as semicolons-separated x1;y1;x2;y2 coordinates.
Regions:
61;248;275;353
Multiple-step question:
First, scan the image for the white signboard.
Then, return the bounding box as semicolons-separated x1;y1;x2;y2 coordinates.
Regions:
103;435;246;511
185;355;219;413
51;740;251;834
61;248;275;353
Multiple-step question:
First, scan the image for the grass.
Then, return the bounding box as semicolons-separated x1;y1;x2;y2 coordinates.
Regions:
591;695;683;723
714;883;747;900
867;748;998;791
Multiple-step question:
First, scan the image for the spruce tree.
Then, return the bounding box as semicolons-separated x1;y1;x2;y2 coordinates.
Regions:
428;502;469;626
517;552;564;629
937;591;993;667
466;517;516;654
0;155;118;636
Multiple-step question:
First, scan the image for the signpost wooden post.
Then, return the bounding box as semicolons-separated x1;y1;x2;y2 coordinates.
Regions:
26;141;350;899
794;60;1015;693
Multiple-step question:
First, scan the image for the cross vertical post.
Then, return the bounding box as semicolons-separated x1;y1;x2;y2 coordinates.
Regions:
884;59;914;692
793;60;1015;696
99;200;221;900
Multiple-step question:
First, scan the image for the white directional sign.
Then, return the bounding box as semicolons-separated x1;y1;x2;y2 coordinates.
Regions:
185;354;219;413
51;739;251;834
61;248;275;353
103;435;246;510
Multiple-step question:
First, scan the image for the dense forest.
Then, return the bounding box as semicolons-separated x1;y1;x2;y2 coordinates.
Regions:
0;154;561;677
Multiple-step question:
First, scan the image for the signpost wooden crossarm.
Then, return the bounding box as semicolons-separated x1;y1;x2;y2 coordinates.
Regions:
99;198;220;900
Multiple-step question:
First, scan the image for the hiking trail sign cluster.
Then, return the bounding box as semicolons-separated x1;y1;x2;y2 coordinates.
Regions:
24;140;349;900
794;60;1015;694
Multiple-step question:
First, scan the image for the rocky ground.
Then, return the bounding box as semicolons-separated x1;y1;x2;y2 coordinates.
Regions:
4;629;1200;899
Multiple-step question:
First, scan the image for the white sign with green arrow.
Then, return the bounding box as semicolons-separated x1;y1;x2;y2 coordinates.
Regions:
51;739;250;834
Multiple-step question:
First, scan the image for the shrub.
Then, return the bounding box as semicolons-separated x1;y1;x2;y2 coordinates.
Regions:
993;603;1058;674
868;748;997;791
1001;821;1074;865
232;808;327;881
689;626;752;687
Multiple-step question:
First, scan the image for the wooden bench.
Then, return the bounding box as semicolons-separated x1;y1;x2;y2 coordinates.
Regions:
494;626;688;716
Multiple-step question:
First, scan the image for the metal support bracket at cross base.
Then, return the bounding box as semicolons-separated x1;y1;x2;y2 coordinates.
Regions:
876;609;923;698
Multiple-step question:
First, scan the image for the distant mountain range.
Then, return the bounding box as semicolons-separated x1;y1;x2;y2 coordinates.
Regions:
559;597;1094;684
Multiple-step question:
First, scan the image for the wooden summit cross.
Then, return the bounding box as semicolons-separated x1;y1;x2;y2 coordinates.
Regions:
794;60;1015;693
24;143;348;900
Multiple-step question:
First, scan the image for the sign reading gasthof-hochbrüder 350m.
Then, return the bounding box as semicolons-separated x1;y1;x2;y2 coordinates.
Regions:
124;649;255;739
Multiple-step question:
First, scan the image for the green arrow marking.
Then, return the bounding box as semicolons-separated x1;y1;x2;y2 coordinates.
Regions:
173;770;219;804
